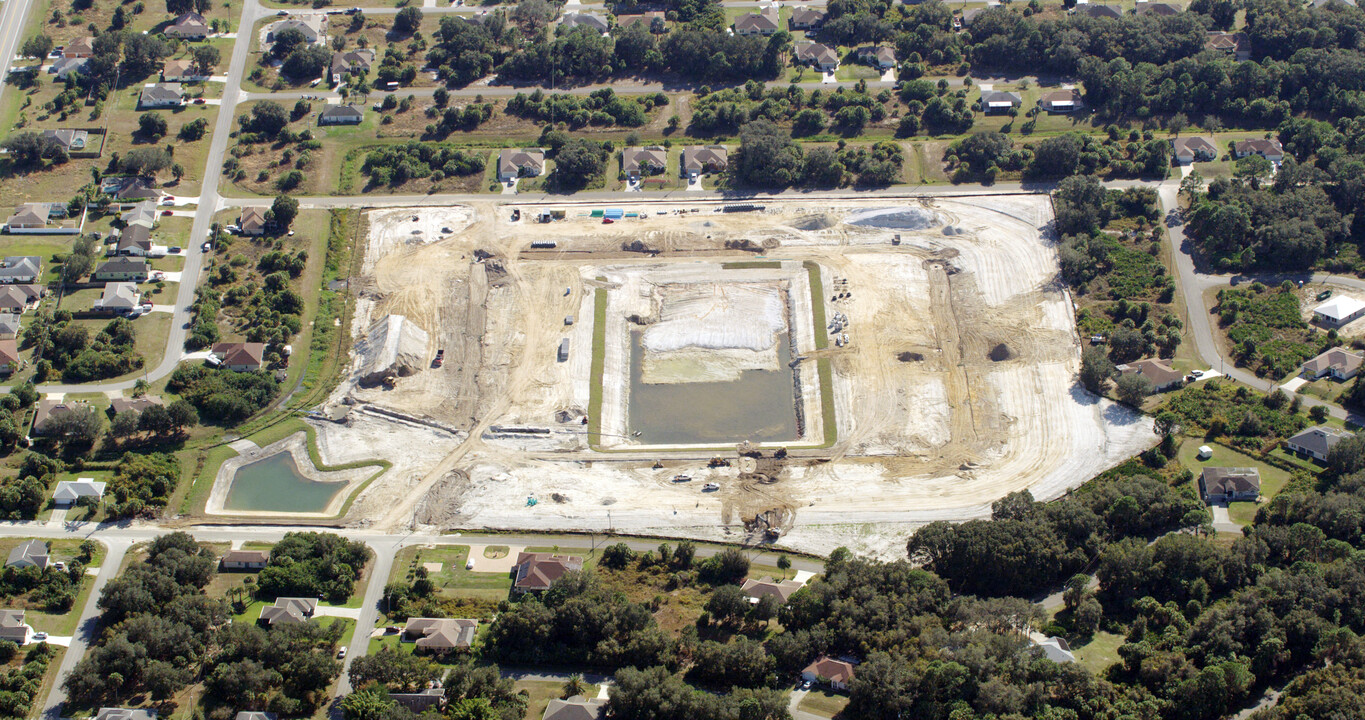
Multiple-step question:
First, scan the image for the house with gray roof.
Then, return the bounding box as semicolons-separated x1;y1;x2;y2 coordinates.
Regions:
6;540;48;569
734;7;779;35
116;224;153;257
138;84;183;109
1135;1;1181;15
391;689;446;713
1286;425;1353;462
0;257;41;284
542;696;605;720
981;90;1022;114
1200;467;1260;503
268;16;327;44
121;200;159;230
330;49;375;84
93;258;149;282
0;610;27;644
560;12;610;33
93;282;141;314
166;11;210;39
319;104;364;126
0;315;19;340
53;479;106;506
234;713;276;720
96;710;157;720
1083;4;1124;17
41;129;88;153
48;56;89;79
259;597;318;626
498;148;545;182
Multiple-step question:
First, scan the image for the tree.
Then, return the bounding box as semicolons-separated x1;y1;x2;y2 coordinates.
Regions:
271;195;299;229
270;27;308;59
549;139;606;189
2;132;65;169
242;101;289;137
600;542;636;569
191;45;221;75
121;148;172;177
1074;596;1102;636
802;147;845;187
1155;411;1181;438
394;6;423;34
705;584;749;625
1234;154;1273;184
1115;372;1153;407
178;118;208;141
20;35;52;60
731;119;803;188
283;46;331;80
1169;112;1189;136
562;674;588;699
1079;346;1116;394
341;688;395;720
138;112;168;139
777;555;791;578
110;411;140;440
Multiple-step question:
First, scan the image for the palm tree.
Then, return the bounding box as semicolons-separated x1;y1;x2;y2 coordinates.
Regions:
562;674;588;699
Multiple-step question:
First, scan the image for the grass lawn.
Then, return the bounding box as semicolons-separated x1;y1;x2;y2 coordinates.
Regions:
1176;439;1291;525
0;538;107;636
516;679;601;719
1071;630;1125;675
799;689;849;718
390;545;512;601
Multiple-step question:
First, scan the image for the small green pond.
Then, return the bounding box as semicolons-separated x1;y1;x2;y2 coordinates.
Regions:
224;452;344;513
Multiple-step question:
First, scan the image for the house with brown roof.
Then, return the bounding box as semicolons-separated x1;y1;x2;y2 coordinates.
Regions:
802;657;855;690
258;597;318;626
220;549;269;570
789;7;826;29
63;37;96;58
1040;88;1084;113
116;224;153;256
33;399;93;436
622;146;668;180
1116;358;1184;392
0;339;19;375
512;552;583;593
0;610;27;644
162;58;207;82
682;145;727;178
1234;138;1284;163
1205;31;1251;59
734;7;779;35
794;42;839;72
211;342;267;371
166;11;210;39
330;49;375;84
240;205;270;236
1172;136;1218;164
498;149;545;182
5;203;54;232
1301;347;1364;381
0;285;44;315
856;46;896;69
1200;467;1260;503
542;696;605;720
403;617;478;652
109;396;163;417
741;577;804;603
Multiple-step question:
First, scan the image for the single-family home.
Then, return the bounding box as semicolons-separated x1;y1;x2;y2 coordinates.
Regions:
240;205;270;236
53;478;107;506
42;129;89;153
0;316;19;341
121;200;159;231
855;45;896;69
1135;1;1181;15
560;12;610;33
1200;467;1260;503
1083;4;1124;17
1300;347;1364;381
109;396;162;417
682;145;728;178
103;176;165;206
1040;88;1084;113
542;696;606;720
402;617;478;652
0;339;20;374
116;224;153;256
1172;136;1218;164
0;285;42;314
220;549;270;570
1314;0;1357;8
212;342;267;371
802;657;856;690
166;11;211;39
1286;425;1353;462
95;711;157;720
794;42;839;72
1314;296;1365;327
330;49;375;84
6;540;47;569
268;16;327;44
1116;358;1185;392
33;399;92;436
981;90;1022;114
622;146;668;180
734;7;779;35
498;149;545;182
741;577;804;603
93;283;141;314
63;37;96;58
139;84;183;109
1233;138;1284;163
48;56;89;79
1034;636;1076;663
5;204;54;232
92;258;150;282
0;257;41;284
258;597;318;626
390;689;447;714
1205;31;1251;59
0;610;27;645
512;552;583;593
162;58;207;82
959;7;986;27
789;7;826;29
319;104;364;126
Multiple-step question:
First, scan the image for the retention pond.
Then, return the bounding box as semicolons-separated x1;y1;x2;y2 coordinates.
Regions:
223;452;345;513
627;330;798;445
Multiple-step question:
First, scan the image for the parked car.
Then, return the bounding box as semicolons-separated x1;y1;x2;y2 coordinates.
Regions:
162;209;173;216
169;246;182;253
32;632;47;641
337;648;347;659
162;196;175;204
202;242;212;252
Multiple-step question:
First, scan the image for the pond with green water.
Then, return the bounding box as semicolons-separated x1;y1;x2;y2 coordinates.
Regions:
224;452;344;513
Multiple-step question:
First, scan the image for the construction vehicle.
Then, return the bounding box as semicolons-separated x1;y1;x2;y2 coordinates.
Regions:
702;483;720;492
432;349;444;368
672;475;692;483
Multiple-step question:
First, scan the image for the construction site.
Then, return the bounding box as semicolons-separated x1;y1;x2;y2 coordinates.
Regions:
313;196;1155;558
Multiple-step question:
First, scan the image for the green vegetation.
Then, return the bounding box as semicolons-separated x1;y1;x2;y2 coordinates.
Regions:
23;312;143;384
1215;282;1330;378
256;531;372;604
106;451;180;518
167;364;280;425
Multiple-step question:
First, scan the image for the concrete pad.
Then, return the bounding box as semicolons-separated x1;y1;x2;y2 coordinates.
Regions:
880;68;896;83
315;605;362;619
84;567;99;576
47;509;66;527
227;438;260;454
1281;376;1308;393
465;545;523;573
595;683;610;700
150;305;176;313
501;180;518;195
31;635;72;647
792;569;816;584
422;562;442;573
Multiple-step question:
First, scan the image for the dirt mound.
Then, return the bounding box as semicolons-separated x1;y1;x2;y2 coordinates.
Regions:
897;351;925;362
847;207;943;230
794;214;839;231
988;343;1016;362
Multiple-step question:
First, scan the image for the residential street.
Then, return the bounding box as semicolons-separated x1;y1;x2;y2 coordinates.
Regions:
40;539;131;720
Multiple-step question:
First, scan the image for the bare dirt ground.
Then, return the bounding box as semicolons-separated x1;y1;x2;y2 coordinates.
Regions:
317;197;1155;559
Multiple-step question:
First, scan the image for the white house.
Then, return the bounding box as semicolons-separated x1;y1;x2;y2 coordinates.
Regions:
1312;296;1365;327
1034;636;1076;663
53;479;107;506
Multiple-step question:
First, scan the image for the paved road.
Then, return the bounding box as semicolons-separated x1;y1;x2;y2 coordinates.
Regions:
40;538;131;720
0;0;37;113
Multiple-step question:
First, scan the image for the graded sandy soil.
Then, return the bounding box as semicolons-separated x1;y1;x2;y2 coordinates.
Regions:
311;196;1154;559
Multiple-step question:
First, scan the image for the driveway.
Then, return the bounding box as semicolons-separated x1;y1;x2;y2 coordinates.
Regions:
466;545;523;573
314;605;362;620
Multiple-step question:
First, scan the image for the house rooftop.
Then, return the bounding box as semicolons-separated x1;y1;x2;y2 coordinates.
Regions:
1286;425;1353;458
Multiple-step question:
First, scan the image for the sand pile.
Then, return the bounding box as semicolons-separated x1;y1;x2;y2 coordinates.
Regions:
642;282;785;353
847;207;943;230
356;314;430;386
